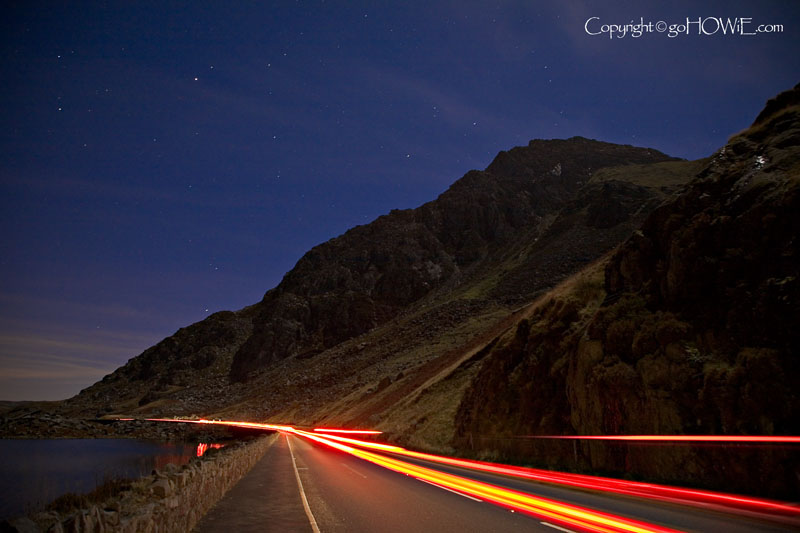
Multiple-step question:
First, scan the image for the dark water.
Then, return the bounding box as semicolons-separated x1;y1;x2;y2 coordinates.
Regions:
0;439;202;520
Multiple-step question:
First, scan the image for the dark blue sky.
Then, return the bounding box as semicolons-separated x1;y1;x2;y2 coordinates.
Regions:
1;1;798;400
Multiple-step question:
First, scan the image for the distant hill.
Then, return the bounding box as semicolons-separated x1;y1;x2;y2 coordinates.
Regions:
0;400;35;414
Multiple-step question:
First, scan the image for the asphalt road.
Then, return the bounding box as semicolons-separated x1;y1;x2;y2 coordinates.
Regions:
195;433;797;532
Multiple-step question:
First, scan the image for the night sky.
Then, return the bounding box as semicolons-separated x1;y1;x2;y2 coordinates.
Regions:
1;1;798;400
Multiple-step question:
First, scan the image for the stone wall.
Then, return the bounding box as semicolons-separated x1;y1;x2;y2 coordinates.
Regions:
16;434;277;532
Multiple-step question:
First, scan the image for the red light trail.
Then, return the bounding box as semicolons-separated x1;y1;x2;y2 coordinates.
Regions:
313;427;383;435
196;442;225;457
142;418;800;524
526;435;800;443
316;432;800;517
295;429;680;533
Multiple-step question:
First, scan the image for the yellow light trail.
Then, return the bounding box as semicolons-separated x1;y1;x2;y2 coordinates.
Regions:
293;429;680;533
142;418;799;524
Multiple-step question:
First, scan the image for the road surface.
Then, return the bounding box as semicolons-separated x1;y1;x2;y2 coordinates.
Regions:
195;433;795;532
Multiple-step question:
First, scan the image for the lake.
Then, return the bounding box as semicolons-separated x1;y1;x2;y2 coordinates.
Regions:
0;439;212;520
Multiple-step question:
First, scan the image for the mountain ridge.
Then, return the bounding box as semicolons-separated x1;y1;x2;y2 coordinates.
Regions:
229;137;678;380
7;86;797;500
46;135;684;421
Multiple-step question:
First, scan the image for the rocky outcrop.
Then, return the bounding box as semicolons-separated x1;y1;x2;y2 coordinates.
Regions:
454;85;800;498
487;173;687;304
59;310;255;418
600;84;800;437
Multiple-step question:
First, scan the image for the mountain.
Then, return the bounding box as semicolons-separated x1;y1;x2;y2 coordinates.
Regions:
55;136;682;421
454;83;800;498
228;138;678;380
5;83;797;498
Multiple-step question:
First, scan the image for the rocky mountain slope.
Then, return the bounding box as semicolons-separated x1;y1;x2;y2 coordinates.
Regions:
228;138;677;380
454;84;800;498
50;137;683;420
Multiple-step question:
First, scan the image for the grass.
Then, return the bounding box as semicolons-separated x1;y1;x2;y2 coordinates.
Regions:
729;104;800;142
372;258;611;451
588;159;707;189
45;476;134;514
459;270;506;300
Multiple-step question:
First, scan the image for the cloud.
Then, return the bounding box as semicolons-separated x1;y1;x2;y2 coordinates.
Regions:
0;302;162;398
0;330;140;373
0;330;135;400
0;334;140;360
0;293;178;332
0;375;101;402
357;63;571;148
0;170;288;212
0;355;113;380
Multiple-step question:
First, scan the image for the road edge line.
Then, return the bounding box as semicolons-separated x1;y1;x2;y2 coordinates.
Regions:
287;434;321;533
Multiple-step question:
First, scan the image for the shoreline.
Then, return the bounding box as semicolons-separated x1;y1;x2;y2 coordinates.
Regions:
3;433;277;532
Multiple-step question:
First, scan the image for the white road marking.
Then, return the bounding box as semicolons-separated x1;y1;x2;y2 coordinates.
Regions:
341;462;368;478
415;477;483;502
287;434;321;533
540;521;577;533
